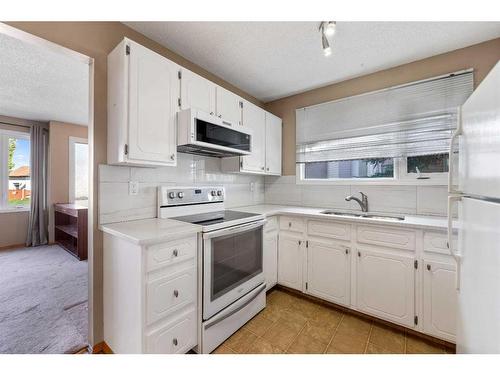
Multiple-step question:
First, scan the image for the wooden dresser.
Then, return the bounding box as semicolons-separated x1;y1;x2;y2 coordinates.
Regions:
54;203;88;261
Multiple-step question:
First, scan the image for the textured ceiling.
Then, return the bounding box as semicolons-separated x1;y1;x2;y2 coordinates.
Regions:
125;22;500;102
0;32;89;125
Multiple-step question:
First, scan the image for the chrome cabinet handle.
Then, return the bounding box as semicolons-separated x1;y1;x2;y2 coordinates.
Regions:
358;251;361;257
345;248;349;255
288;222;292;227
173;338;178;346
218;114;222;118
172;249;178;257
170;154;175;160
261;166;265;170
427;264;431;271
210;111;214;115
173;290;179;298
266;167;269;171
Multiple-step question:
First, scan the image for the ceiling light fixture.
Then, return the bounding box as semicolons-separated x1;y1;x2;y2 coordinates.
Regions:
319;21;336;57
322;33;332;57
323;21;336;37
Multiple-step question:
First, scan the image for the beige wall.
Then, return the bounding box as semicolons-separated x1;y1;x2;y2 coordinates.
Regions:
0;211;29;248
265;38;500;175
48;121;88;243
5;21;263;346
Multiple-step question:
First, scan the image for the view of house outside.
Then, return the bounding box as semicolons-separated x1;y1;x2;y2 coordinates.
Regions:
8;137;31;208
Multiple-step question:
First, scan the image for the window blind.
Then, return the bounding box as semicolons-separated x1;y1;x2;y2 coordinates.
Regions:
296;70;474;163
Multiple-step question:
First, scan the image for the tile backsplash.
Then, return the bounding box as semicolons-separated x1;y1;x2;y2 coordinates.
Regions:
99;153;264;224
99;160;449;225
263;175;450;217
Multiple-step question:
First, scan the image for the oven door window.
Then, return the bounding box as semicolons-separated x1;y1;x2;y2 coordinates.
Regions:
195;119;251;152
210;226;263;301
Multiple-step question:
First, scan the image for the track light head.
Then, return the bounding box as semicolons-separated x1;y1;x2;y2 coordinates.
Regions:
322;33;332;57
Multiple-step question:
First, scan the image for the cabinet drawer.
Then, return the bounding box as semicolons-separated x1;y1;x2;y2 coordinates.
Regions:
146;235;197;272
264;216;278;232
423;231;457;256
307;220;351;241
279;216;305;233
356;225;416;251
145;309;197;354
146;267;196;325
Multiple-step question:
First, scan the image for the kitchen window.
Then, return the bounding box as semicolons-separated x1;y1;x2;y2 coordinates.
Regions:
296;69;473;185
0;129;31;211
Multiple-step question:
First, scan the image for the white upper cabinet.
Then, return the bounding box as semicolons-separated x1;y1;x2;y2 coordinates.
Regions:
423;259;457;342
180;69;216;115
221;106;282;176
216;86;242;125
356;246;415;328
107;38;179;166
241;100;266;172
265;112;282;175
306;239;351;307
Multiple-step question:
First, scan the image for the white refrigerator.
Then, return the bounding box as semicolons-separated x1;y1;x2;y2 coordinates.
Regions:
449;60;500;353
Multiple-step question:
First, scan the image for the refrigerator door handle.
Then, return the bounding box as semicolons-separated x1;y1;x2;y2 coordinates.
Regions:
447;194;462;290
448;107;463;195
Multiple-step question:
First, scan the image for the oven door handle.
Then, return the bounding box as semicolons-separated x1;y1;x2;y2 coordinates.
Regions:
204;283;266;329
202;219;267;239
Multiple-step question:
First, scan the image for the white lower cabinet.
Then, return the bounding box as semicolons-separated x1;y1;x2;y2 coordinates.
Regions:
355;246;415;328
423;259;457;342
263;230;278;291
103;232;198;353
306;239;351;306
278;231;304;291
146;309;197;354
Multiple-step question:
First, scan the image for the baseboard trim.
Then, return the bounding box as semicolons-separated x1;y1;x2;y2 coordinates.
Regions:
0;243;26;252
92;341;114;354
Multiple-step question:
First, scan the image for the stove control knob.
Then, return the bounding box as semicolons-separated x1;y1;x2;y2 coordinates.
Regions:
177;192;184;199
217;190;223;196
168;192;175;199
211;190;217;197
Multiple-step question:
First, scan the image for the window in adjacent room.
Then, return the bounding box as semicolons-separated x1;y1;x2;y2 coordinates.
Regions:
0;129;31;210
68;137;89;205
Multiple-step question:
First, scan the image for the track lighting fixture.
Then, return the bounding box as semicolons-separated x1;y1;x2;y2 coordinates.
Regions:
320;21;336;57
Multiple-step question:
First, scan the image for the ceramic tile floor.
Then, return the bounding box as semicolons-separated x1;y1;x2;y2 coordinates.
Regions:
212;289;454;354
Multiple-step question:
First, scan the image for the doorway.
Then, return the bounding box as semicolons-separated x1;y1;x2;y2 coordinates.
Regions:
0;24;94;353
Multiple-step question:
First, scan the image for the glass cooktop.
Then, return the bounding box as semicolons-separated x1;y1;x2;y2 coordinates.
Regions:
172;210;260;226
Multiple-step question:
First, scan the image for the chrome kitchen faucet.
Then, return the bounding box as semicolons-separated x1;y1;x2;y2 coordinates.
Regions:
345;192;368;212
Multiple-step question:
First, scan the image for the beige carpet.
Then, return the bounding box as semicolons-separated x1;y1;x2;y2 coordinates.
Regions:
0;245;88;353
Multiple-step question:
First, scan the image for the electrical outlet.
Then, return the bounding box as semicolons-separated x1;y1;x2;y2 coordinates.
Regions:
129;181;139;196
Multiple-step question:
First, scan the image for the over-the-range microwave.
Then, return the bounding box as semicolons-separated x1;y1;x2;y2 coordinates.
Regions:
177;108;252;157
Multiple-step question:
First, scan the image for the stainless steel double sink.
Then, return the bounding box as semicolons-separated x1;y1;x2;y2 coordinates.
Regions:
319;210;405;221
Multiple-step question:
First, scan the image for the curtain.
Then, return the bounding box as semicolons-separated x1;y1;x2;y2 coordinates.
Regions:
296;70;474;163
26;125;49;247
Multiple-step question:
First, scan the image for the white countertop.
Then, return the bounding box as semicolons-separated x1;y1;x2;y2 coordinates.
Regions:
100;218;201;246
234;204;453;231
100;204;455;245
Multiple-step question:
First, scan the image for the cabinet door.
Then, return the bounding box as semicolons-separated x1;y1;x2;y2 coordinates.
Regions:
307;240;350;306
356;246;415;327
265;112;282;175
277;232;303;291
180;69;216;114
241;100;266;173
263;230;278;291
216;86;242;125
127;41;179;165
423;259;457;342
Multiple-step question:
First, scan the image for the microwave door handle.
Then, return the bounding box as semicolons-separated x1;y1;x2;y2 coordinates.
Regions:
203;219;267;239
